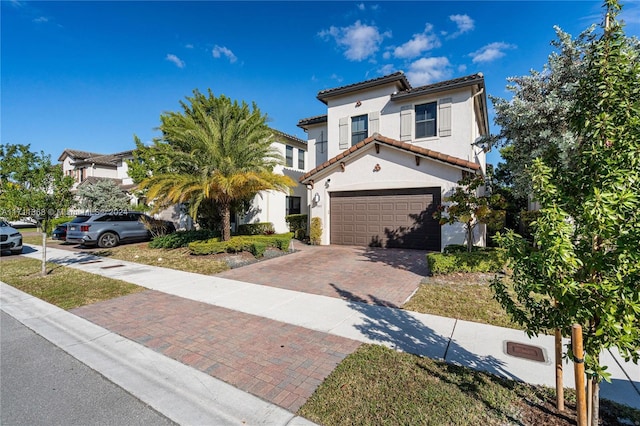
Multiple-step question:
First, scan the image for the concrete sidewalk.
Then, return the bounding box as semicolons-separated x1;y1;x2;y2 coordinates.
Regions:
8;244;640;410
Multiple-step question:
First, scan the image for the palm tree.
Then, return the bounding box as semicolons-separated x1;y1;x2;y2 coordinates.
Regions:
140;90;296;241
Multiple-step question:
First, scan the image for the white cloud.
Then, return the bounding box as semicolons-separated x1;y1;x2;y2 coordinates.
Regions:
448;14;474;38
165;54;185;68
379;64;396;75
319;21;390;61
357;3;365;11
406;57;452;85
212;45;237;63
458;64;468;73
185;43;194;49
469;42;516;63
330;73;344;83
391;23;440;59
32;16;49;23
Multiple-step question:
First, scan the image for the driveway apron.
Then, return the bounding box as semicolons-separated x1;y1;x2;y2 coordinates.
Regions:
216;244;430;307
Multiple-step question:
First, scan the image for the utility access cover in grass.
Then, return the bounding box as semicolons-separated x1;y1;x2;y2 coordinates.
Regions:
505;341;546;362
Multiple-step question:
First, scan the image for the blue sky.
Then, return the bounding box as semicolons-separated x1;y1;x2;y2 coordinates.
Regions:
3;1;639;166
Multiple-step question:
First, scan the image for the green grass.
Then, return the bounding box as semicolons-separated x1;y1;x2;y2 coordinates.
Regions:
298;344;640;426
403;273;521;330
21;231;47;246
0;257;144;310
300;344;529;425
93;243;230;275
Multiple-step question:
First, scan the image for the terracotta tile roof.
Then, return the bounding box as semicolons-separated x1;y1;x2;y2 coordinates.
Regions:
77;176;138;192
299;133;480;183
58;149;105;162
391;73;485;100
316;72;411;104
297;114;328;129
271;128;307;145
59;149;133;167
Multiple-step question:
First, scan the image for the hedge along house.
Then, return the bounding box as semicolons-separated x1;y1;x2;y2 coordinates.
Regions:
235;129;308;234
298;72;489;251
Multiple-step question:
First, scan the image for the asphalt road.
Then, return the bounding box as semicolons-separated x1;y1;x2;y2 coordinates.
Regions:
0;311;176;426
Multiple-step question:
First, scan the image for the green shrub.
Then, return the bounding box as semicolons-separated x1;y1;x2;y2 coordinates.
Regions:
248;242;266;257
427;249;506;274
294;228;306;240
519;210;540;242
443;244;490;254
237;222;275;235
149;229;220;249
188;233;293;256
47;216;75;235
310;217;322;245
285;214;307;233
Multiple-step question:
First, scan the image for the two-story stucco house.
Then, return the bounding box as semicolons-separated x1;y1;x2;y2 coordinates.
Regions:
297;72;489;251
236;130;308;234
58;129;308;232
58;149;136;192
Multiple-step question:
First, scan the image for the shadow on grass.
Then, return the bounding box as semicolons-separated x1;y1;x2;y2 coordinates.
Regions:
330;283;519;380
330;282;584;424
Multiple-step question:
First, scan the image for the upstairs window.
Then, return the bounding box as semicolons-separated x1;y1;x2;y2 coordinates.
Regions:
415;102;437;138
285;145;293;167
298;148;305;169
351;114;368;146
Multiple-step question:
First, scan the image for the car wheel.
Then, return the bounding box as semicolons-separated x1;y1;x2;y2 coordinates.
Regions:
10;248;23;255
98;232;119;248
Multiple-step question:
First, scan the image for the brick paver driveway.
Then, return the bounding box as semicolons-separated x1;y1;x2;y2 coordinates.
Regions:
217;243;430;308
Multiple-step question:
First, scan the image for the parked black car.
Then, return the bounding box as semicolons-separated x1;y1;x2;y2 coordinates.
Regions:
52;223;69;241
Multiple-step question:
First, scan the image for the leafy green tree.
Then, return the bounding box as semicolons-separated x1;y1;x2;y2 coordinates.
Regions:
137;90;296;241
492;2;640;422
0;144;74;274
434;174;492;252
1;144;74;224
488;27;594;199
76;179;131;212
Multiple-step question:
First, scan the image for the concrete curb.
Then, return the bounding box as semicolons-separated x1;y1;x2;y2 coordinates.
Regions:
0;282;317;426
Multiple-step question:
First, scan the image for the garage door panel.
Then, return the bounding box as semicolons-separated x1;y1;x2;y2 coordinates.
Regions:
330;188;441;251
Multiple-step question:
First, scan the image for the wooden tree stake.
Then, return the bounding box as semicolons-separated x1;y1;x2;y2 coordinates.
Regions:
572;324;587;426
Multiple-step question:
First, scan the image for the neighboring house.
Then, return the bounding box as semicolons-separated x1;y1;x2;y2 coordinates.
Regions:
58;149;139;205
236;129;308;234
58;129;308;233
297;72;489;251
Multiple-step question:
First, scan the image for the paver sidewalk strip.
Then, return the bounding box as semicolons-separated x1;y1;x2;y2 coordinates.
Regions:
19;244;640;410
0;283;317;425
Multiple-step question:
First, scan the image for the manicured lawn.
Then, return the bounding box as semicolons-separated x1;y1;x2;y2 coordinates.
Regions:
403;272;521;330
0;257;144;310
93;243;231;275
298;344;640;426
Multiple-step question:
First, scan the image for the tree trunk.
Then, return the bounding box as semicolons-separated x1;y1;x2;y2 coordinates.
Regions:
41;231;47;277
555;329;564;411
466;222;474;252
590;377;600;426
221;203;231;241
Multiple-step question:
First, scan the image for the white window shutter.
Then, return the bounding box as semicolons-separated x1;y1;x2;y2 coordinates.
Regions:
339;117;349;149
400;105;412;141
368;111;379;136
439;98;452;137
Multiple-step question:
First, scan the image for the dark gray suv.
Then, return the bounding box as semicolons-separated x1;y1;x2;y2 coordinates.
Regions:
66;212;174;248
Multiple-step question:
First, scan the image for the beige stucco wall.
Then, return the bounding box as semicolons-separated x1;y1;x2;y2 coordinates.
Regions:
305;145;484;249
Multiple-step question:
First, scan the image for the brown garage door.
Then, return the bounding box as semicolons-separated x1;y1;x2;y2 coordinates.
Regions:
330;188;441;251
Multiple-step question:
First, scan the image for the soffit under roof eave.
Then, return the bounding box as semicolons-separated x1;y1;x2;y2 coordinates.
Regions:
317;77;410;105
300;143;480;184
390;78;485;102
